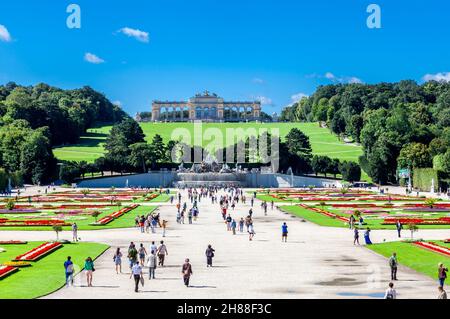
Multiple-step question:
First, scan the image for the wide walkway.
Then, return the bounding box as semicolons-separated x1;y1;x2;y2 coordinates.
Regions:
0;189;447;299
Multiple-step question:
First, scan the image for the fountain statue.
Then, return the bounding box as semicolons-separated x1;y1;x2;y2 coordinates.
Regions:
431;178;435;194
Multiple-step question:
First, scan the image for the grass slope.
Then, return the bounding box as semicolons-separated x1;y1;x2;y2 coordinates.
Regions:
53;122;363;164
0;242;109;299
367;241;450;279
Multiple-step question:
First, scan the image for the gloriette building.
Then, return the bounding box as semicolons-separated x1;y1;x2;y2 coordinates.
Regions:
151;91;261;122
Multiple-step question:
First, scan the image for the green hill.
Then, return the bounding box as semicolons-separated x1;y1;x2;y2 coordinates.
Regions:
53;122;369;180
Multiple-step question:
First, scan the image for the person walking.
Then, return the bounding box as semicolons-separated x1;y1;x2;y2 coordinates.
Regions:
395;220;403;238
438;263;448;287
147;251;157;280
130;261;144;293
205;245;215;267
353;227;360;245
157;241;168;267
349;215;355;230
239;218;244;233
364;227;372;245
226;214;232;231
138;243;147;266
128;242;138;270
162;220;168;237
231;219;237;235
384;282;397;299
84;257;94;287
72;223;78;242
248;223;255;241
113;248;123;274
149;241;157;255
282;222;288;242
188;209;193;224
389;252;398;281
438;286;447;299
64;256;74;287
182;258;193;287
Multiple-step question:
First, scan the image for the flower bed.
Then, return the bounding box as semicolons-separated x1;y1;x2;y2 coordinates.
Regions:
2;261;32;267
412;241;450;257
14;242;62;261
0;219;70;227
382;217;450;225
0;240;28;245
0;265;18;279
145;193;159;201
92;204;139;225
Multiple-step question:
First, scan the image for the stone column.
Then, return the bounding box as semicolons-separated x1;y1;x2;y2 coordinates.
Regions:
151;104;160;121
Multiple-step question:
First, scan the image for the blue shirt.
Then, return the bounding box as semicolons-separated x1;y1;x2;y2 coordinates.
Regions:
282;225;288;233
64;260;73;273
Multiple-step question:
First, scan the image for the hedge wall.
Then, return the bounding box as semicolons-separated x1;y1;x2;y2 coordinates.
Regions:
413;168;447;192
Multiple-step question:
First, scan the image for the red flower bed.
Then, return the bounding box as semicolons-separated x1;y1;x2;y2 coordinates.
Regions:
0;219;70;227
445;239;450;243
382;217;450;225
93;204;139;225
14;242;62;261
145;194;159;201
412;241;450;257
0;265;19;279
0;240;27;245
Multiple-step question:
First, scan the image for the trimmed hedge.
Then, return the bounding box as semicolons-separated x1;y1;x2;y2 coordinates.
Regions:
413;168;447;192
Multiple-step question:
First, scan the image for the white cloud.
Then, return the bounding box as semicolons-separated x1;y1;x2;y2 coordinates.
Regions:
0;24;12;42
84;52;105;64
118;27;149;43
348;77;363;84
112;101;122;106
308;72;363;84
255;96;273;106
325;72;336;80
252;78;264;84
291;92;308;103
422;72;450;82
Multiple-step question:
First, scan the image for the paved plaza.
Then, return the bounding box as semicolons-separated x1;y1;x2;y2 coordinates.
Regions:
1;188;446;299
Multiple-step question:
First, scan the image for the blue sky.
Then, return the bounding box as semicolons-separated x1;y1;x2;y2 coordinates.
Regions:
0;0;449;115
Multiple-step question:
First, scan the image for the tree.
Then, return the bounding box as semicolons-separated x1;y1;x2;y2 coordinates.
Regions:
81;189;90;197
424;198;437;209
407;223;418;240
328;158;341;178
6;198;15;210
52;225;63;241
128;143;153;173
91;211;101;223
342;161;361;182
285;128;313;161
0;168;8;191
397;143;431;169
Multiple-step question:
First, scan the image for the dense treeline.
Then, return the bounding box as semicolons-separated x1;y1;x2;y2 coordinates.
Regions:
0;82;128;186
280;80;450;184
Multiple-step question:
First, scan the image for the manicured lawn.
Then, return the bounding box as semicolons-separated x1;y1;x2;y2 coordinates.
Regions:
147;193;171;202
0;205;157;231
281;205;347;227
53;122;367;179
367;241;450;280
256;194;300;203
280;205;450;229
0;241;109;299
